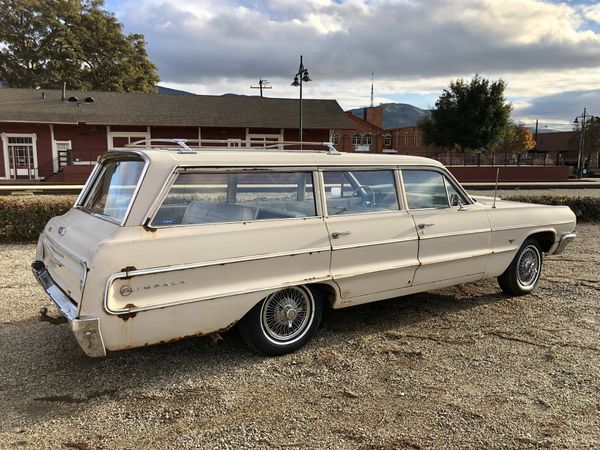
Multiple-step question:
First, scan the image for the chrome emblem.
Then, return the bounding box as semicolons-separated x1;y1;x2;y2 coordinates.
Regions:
120;285;133;297
58;226;66;236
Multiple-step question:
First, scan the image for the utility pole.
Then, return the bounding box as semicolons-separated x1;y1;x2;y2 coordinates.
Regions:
250;78;272;97
534;119;539;145
370;72;374;108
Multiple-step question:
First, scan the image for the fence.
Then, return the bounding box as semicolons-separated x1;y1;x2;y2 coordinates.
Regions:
405;152;559;167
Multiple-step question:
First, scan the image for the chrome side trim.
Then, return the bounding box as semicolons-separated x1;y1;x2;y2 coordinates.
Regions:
332;236;417;250
103;246;331;314
418;228;491;240
332;261;419;280
492;220;573;232
106;275;333;315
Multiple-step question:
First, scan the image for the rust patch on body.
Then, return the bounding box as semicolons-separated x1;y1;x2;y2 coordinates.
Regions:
118;303;138;321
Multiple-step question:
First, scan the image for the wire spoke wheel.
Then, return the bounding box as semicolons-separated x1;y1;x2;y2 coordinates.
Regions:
260;286;314;343
516;245;541;287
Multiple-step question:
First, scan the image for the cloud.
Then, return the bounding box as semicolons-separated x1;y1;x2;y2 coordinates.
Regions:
513;88;600;127
111;0;600;123
116;0;600;83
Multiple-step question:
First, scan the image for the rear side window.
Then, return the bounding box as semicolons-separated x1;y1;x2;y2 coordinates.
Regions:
152;171;317;226
80;158;145;223
323;170;399;216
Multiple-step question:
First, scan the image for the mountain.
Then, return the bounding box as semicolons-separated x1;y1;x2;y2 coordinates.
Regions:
349;103;430;129
157;85;195;95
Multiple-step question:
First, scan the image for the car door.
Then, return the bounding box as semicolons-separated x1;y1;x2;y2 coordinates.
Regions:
402;169;491;286
322;169;420;299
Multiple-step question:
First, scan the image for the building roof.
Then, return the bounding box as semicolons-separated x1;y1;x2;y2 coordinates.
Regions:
0;88;356;129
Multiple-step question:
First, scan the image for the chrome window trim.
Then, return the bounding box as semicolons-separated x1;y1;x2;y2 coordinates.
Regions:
103;246;331;314
75;151;150;226
144;167;322;229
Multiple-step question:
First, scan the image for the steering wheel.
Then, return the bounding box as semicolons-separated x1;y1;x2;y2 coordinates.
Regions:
351;184;376;207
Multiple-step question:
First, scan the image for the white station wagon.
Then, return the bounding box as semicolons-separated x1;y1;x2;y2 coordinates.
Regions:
32;140;576;357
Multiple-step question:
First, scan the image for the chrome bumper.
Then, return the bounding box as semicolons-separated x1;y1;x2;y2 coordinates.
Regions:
32;261;106;358
548;232;576;256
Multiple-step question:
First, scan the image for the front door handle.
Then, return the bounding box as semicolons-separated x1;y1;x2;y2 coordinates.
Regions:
332;231;351;239
417;223;434;230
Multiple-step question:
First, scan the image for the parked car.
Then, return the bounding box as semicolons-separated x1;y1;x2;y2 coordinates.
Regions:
32;140;576;357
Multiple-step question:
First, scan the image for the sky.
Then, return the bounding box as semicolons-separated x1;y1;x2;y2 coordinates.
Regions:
105;0;600;130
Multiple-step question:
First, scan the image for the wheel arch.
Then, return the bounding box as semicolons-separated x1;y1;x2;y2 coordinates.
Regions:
526;229;556;253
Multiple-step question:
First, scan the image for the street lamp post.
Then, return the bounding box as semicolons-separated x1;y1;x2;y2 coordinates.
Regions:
291;55;311;149
574;108;595;178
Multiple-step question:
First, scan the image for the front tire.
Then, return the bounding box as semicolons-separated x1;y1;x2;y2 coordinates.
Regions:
239;286;323;356
498;238;543;295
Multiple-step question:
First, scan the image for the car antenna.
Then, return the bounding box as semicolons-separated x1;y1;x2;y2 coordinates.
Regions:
492;168;500;209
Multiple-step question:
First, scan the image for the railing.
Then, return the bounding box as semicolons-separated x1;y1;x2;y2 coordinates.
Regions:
400;151;560;167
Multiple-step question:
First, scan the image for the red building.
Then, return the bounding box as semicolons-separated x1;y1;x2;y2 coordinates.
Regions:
0;88;354;182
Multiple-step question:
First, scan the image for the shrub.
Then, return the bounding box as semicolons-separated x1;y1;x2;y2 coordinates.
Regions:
0;195;77;243
504;195;600;223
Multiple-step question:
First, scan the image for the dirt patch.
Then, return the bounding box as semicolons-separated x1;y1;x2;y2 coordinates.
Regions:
0;225;598;449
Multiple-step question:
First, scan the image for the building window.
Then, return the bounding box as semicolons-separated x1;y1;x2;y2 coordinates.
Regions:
384;135;392;146
363;133;372;145
4;134;38;179
331;132;340;145
352;133;361;146
404;132;409;148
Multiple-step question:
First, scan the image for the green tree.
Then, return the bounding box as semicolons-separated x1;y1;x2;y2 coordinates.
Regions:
0;0;159;92
419;75;512;152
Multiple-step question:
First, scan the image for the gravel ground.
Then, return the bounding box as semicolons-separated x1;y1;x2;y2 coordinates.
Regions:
1;225;599;449
468;188;600;198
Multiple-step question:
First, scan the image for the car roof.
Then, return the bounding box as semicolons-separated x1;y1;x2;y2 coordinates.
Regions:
109;147;445;168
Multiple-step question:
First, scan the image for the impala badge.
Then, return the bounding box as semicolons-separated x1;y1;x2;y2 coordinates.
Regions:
58;226;66;236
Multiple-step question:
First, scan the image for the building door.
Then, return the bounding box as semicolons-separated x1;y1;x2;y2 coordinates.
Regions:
4;135;38;179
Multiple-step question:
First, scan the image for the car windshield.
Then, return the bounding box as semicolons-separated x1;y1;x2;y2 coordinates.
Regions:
80;157;145;223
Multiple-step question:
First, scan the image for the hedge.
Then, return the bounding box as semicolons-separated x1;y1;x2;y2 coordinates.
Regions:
0;195;77;243
503;195;600;223
0;193;597;243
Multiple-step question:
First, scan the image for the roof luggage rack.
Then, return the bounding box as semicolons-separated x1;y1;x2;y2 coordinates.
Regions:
125;139;341;155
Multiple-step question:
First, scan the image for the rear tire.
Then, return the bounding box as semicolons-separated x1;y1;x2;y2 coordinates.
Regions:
239;285;323;356
498;238;543;296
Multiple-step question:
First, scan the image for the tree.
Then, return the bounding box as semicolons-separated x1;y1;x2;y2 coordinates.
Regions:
0;0;159;92
419;75;512;152
493;122;536;155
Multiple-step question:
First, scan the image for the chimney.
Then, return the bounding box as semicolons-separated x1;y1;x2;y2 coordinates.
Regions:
363;106;384;128
61;82;66;102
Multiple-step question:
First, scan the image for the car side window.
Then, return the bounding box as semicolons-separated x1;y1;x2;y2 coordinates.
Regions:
402;170;450;209
323;170;400;216
445;178;468;207
151;171;317;226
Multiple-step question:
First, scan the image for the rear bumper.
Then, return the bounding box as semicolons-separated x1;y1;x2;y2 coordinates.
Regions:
548;232;576;256
32;261;106;358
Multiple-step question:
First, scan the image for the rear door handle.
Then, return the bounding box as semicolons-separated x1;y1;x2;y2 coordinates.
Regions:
332;231;351;239
417;223;434;230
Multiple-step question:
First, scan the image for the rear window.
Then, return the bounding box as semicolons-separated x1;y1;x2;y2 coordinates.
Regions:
80;158;145;223
152;171;317;226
